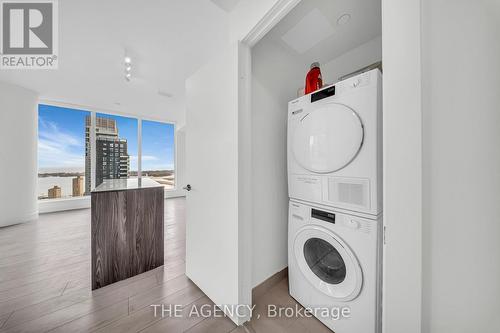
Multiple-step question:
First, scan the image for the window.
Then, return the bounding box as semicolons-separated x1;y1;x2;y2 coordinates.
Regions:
141;120;175;190
38;104;90;200
38;104;175;202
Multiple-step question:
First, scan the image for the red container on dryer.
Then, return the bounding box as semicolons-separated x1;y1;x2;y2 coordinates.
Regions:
305;62;323;94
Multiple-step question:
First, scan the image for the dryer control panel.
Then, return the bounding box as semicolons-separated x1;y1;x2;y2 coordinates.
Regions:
336;71;371;95
311;85;335;103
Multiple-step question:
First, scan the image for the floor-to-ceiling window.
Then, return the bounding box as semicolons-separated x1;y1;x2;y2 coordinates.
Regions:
38;104;175;203
38;105;90;200
141;120;175;190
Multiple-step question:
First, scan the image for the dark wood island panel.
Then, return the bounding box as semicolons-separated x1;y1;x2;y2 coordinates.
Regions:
91;184;164;290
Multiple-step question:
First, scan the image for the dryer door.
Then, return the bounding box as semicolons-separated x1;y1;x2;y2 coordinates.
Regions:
294;225;363;301
292;103;363;173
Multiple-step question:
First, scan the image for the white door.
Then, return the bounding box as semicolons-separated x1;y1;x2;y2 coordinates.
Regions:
184;44;250;325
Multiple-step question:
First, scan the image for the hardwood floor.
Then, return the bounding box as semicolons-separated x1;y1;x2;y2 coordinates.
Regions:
0;198;331;333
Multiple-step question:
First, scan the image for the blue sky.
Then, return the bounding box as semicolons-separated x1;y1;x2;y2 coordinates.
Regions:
38;104;175;173
142;120;175;171
38;104;88;172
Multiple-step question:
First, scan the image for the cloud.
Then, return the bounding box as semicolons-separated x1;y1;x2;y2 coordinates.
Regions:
38;118;85;169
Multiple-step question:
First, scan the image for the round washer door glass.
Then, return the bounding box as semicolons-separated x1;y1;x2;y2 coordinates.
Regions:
294;225;363;300
304;238;346;284
292;103;363;173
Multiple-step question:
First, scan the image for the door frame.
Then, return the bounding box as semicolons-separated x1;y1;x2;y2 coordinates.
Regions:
238;0;423;331
381;1;422;332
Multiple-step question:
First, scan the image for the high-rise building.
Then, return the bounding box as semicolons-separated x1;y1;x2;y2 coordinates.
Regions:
85;116;130;194
95;137;129;187
48;186;61;199
72;175;84;197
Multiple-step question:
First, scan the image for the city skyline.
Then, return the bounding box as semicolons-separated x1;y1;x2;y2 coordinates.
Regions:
38;104;175;173
38;104;176;198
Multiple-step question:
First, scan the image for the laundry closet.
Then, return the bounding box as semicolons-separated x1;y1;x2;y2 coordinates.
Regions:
250;0;382;332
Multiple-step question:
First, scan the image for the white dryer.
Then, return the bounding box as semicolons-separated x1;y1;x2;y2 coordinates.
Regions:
287;69;382;216
288;199;382;333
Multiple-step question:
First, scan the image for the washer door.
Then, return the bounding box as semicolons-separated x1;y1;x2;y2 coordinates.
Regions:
294;225;363;301
292;103;364;173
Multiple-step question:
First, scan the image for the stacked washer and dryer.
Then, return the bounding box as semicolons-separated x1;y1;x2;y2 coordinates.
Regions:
287;68;383;333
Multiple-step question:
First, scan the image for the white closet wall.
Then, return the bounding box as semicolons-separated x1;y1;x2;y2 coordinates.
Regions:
251;39;303;287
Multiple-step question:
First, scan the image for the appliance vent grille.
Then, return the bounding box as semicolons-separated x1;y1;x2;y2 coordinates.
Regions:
338;183;365;206
326;177;370;209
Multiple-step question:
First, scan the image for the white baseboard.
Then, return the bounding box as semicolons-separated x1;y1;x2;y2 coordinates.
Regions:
165;190;186;198
39;197;91;214
0;211;39;228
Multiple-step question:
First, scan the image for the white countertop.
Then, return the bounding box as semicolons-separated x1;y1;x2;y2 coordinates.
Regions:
92;178;163;193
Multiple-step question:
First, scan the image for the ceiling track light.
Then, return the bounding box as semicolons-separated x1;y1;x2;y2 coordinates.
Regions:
124;56;132;82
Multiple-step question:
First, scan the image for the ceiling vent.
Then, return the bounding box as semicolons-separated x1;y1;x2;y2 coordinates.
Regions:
281;8;335;54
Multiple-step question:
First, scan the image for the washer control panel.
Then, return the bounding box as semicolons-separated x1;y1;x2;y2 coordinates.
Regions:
290;200;376;235
311;208;335;224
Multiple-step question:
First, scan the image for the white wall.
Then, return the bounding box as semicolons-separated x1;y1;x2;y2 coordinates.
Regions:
322;36;382;85
381;0;422;332
251;37;303;287
421;1;500;332
251;34;381;287
0;82;39;227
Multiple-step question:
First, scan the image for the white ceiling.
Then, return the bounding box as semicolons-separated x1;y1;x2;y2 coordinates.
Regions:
0;0;230;126
260;0;381;68
209;0;242;12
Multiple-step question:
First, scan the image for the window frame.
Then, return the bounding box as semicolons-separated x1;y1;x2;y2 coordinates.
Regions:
37;100;177;211
140;118;177;192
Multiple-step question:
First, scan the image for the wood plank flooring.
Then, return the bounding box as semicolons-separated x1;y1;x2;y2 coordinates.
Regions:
0;198;331;333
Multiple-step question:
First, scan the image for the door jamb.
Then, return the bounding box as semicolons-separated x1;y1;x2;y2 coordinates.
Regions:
237;1;301;320
241;0;302;47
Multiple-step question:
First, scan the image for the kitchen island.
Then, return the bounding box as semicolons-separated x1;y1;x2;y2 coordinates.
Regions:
91;178;164;290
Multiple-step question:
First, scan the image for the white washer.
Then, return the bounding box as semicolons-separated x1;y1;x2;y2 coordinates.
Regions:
288;200;382;333
287;69;382;216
